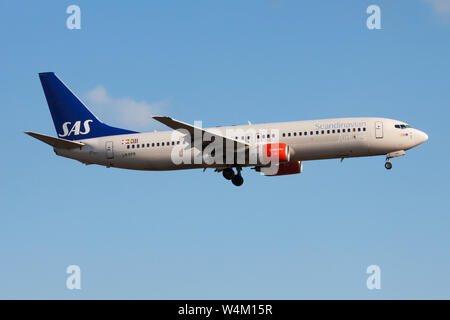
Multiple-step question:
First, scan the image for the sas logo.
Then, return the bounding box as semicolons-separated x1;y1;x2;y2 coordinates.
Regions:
59;120;93;137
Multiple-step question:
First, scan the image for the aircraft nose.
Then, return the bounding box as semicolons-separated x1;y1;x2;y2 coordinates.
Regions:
416;130;428;145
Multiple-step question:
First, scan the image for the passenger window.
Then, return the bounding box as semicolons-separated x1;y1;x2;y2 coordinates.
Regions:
258;135;261;139
172;141;175;145
152;143;155;147
127;145;130;149
288;133;291;137
157;143;160;146
161;142;164;146
147;143;150;147
321;130;324;134
304;132;307;136
332;129;335;134
272;134;275;138
267;134;270;139
132;145;135;149
337;129;340;133
137;144;140;148
363;127;366;131
353;128;356;132
310;131;313;135
358;128;361;132
177;141;180;145
299;132;302;136
282;133;285;137
327;130;330;134
142;144;145;148
293;132;296;136
316;131;319;135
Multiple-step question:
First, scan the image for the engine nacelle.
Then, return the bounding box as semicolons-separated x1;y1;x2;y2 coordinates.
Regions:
258;161;303;176
261;143;291;163
246;143;294;166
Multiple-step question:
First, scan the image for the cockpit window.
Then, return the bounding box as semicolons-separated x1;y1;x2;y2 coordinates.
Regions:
395;124;410;129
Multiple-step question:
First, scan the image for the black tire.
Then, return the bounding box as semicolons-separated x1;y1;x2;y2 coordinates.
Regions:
385;162;392;170
222;168;235;180
231;175;244;186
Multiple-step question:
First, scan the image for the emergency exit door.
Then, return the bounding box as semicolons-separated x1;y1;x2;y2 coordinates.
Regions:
105;141;114;159
375;121;383;139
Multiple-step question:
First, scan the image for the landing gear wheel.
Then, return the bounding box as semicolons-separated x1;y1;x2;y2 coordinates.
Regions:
385;161;392;170
222;168;235;180
231;174;244;186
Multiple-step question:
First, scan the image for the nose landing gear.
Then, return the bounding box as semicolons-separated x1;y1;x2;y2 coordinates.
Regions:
384;150;406;170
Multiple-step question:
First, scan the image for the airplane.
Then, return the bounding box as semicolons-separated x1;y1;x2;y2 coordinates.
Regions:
26;72;428;186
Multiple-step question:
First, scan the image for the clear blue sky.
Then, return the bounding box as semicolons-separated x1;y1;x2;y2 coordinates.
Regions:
1;0;449;299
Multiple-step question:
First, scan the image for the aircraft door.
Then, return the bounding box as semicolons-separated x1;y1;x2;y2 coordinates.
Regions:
106;141;114;159
375;121;383;139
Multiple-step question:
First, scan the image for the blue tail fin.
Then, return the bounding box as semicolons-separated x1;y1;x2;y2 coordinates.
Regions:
39;72;138;140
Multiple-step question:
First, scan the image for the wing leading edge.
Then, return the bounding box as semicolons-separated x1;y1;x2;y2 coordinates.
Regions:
152;116;250;149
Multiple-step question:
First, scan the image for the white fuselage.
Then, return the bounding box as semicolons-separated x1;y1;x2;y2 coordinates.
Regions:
54;117;428;171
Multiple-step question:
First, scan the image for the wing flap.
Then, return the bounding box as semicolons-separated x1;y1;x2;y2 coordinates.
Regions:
25;131;85;149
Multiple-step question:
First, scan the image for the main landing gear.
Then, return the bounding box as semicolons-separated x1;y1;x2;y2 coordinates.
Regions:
222;167;234;180
222;167;244;186
232;174;244;187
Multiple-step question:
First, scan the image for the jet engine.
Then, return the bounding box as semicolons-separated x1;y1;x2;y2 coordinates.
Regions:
257;160;303;176
260;143;292;163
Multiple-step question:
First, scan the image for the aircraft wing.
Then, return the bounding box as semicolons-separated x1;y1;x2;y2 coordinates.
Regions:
152;116;250;149
25;131;85;149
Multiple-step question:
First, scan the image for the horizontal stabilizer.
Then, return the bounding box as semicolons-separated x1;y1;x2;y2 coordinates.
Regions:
25;131;85;149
